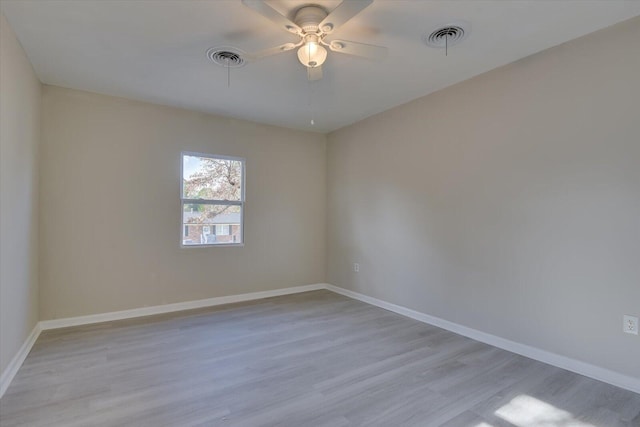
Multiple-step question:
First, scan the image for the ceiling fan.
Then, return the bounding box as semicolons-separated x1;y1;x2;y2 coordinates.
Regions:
240;0;387;81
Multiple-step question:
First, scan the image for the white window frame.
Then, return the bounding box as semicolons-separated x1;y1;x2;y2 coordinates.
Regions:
180;151;245;248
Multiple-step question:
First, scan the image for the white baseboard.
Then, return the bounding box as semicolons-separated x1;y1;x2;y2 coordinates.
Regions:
39;283;326;330
0;323;42;398
2;284;325;398
4;283;637;399
325;284;640;395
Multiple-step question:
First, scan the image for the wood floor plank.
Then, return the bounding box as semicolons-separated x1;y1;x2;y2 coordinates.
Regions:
1;290;638;426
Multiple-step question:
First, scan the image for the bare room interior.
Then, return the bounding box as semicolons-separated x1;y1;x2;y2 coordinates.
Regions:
1;1;639;426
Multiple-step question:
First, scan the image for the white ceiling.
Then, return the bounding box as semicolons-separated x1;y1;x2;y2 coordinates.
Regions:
2;0;639;133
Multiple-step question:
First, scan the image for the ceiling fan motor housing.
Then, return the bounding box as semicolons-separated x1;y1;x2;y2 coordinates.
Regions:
294;6;328;33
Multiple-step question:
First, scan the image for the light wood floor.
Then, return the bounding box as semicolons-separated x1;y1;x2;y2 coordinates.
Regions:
1;290;638;426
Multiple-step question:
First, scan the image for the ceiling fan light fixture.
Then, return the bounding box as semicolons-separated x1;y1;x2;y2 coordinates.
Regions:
240;0;383;79
297;40;327;68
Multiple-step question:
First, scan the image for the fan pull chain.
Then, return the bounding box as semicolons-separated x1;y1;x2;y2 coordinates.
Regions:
307;44;315;126
226;57;231;88
308;72;315;126
445;33;448;56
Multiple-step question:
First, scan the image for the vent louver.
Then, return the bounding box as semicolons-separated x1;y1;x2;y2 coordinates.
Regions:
206;47;246;68
423;24;469;48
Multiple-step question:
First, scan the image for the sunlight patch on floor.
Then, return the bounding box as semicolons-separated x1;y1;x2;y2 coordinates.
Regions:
495;395;596;427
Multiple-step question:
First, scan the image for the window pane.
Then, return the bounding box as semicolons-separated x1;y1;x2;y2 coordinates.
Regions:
183;155;242;201
182;204;242;245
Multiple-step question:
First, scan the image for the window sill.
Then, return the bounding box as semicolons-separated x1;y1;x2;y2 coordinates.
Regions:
180;243;244;249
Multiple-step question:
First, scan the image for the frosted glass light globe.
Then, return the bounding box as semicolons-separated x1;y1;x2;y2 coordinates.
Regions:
297;42;327;68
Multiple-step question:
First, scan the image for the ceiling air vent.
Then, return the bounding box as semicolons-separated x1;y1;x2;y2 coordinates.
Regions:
423;22;470;49
206;47;246;68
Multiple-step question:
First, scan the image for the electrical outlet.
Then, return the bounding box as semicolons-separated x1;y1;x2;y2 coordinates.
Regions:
623;315;638;335
353;263;360;273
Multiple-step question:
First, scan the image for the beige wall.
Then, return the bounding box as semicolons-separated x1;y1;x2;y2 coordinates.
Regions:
40;86;326;319
0;14;41;375
327;17;640;379
3;7;637;386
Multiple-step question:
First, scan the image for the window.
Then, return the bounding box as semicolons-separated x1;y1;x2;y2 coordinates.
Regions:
215;224;230;236
181;152;244;246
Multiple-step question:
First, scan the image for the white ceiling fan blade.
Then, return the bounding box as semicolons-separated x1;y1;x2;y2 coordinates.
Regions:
241;0;302;35
245;42;299;61
328;39;387;60
307;66;323;81
318;0;373;34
